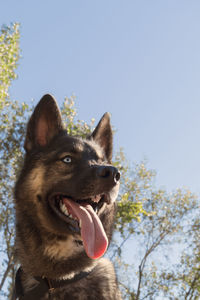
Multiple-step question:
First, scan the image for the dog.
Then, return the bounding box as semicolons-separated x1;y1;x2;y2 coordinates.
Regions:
13;94;122;299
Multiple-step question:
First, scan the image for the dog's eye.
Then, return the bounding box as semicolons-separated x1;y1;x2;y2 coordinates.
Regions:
62;156;72;164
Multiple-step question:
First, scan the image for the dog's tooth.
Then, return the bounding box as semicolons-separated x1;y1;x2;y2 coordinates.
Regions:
60;202;69;216
92;195;101;203
79;220;82;228
64;208;69;215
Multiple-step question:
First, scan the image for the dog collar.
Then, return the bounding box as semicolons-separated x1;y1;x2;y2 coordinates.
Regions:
13;267;92;299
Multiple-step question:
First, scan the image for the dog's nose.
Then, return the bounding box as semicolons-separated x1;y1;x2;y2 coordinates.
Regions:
97;166;120;184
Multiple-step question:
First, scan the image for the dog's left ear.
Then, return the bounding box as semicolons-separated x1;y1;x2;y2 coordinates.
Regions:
90;113;113;162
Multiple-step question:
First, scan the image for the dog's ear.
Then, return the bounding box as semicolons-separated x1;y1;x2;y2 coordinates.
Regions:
91;112;113;162
24;94;64;152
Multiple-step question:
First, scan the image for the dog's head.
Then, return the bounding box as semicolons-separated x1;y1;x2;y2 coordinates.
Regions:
15;94;120;260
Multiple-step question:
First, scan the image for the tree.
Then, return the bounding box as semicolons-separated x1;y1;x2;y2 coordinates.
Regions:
0;23;20;106
0;23;200;300
0;23;24;298
110;160;199;299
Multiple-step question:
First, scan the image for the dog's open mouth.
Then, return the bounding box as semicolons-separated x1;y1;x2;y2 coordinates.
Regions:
49;194;108;260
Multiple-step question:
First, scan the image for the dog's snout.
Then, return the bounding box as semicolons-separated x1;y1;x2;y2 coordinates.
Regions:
97;166;120;184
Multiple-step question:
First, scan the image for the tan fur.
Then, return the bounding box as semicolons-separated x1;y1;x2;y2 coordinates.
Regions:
28;166;45;196
73;142;84;153
44;235;79;260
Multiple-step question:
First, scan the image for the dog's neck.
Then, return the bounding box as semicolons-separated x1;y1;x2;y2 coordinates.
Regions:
16;215;96;279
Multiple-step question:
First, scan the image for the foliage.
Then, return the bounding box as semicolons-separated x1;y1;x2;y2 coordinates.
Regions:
61;94;95;137
0;23;20;107
0;23;24;299
110;162;199;299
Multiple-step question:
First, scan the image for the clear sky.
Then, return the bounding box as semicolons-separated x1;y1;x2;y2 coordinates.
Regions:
1;0;200;194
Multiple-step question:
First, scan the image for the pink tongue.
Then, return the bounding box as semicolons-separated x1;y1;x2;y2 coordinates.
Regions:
62;198;108;259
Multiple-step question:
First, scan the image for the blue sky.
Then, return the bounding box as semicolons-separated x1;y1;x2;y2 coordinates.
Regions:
1;0;200;194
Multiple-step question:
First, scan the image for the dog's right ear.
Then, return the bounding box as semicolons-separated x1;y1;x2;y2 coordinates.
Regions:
24;94;64;152
90;112;113;163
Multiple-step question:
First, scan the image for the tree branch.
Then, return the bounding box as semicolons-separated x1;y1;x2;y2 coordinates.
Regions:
0;255;14;291
184;272;200;300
